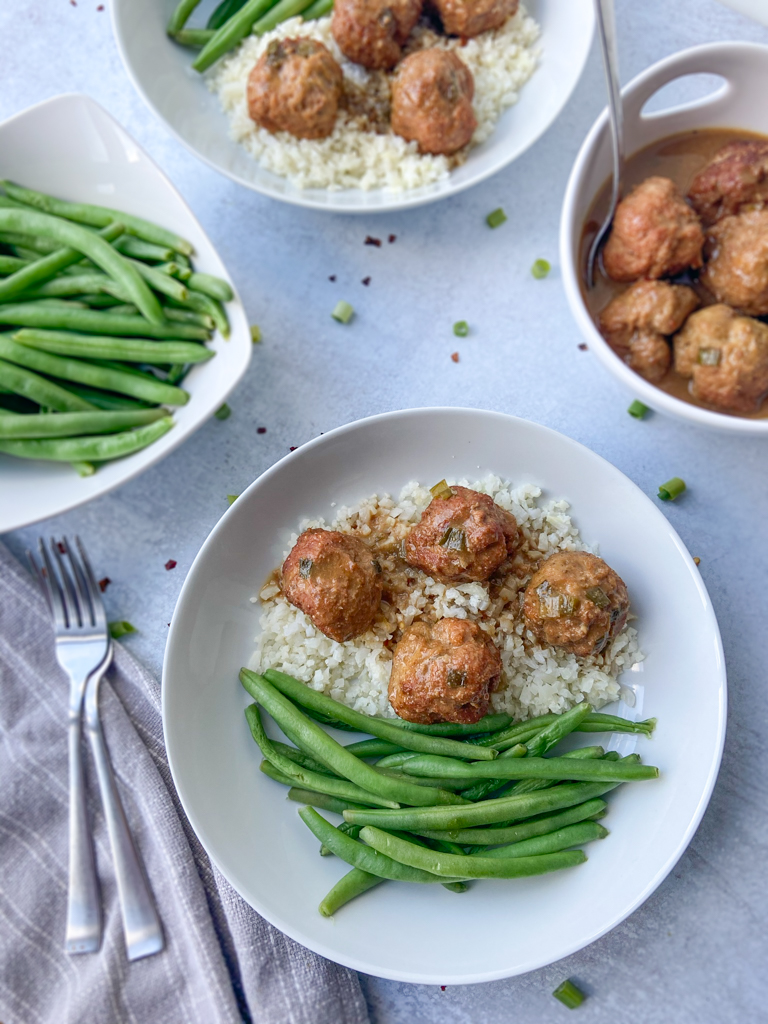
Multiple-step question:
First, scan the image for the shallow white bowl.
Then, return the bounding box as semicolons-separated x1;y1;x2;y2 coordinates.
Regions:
560;42;768;436
111;0;594;213
0;94;252;533
163;407;726;984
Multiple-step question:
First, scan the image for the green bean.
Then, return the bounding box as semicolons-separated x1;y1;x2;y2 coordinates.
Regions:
525;704;594;757
299;807;466;884
241;670;466;807
0;336;188;406
456;743;530;802
192;0;279;72
207;0;248;30
59;383;153;411
0;230;60;254
0;358;97;412
286;788;369;814
263;753;387;807
247;705;401;808
163;307;214;330
359;826;586;880
497;746;606;802
0;303;209;339
388;830;468;893
374;750;422;769
400;754;658;784
262;669;498;761
473;712;657;750
1;181;194;255
252;0;316;34
343;781;625;831
0;255;28;274
471;821;608;859
156;261;192;281
172;28;216;47
0;416;174;463
319;868;382;917
273;740;339;778
373;767;478;792
302;0;333;19
413;798;609;846
0;210;161;322
167;0;202;33
344;738;406;759
374;712;513;737
423;836;466;857
126;257;189;302
19;273;130;302
299;705;363;732
13;328;213;366
113;236;174;262
0;222;123;305
0;408;165;439
187;272;234;303
167;292;229;337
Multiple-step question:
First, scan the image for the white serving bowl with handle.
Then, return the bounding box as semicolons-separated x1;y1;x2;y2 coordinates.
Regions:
560;42;768;435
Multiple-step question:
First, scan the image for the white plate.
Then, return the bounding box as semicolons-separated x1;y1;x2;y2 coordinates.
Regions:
162;408;726;984
0;94;252;533
110;0;594;213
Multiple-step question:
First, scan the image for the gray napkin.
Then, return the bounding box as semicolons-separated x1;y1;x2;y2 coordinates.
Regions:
0;541;370;1024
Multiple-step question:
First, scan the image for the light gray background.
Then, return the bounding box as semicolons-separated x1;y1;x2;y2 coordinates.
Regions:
3;1;767;1021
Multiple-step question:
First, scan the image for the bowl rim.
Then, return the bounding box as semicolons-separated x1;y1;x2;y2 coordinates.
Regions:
109;0;595;214
161;405;727;983
560;40;768;435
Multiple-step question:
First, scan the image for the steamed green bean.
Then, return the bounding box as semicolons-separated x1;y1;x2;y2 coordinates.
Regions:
400;754;658;783
0;303;209;339
13;328;213;365
0;407;165;439
412;798;609;846
0;416;174;463
287;788;370;814
0;357;97;412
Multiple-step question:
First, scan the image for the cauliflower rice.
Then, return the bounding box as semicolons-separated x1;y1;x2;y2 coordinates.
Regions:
208;6;540;191
250;476;643;721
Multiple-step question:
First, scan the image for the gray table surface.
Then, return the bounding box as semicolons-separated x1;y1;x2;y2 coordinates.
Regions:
3;1;768;1021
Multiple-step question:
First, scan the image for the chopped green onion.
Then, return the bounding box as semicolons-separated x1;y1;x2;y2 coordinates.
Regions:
215;403;231;421
438;526;467;551
553;979;586;1009
446;668;467;688
585;586;609;609
226;494;239;505
486;207;507;229
250;325;262;343
331;300;354;324
453;320;469;337
109;620;137;640
299;557;313;578
658;477;686;501
627;400;649;419
537;581;579;618
430;479;454;500
531;258;551;279
698;347;721;366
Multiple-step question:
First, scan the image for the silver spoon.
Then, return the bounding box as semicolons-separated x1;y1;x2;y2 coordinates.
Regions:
587;0;625;287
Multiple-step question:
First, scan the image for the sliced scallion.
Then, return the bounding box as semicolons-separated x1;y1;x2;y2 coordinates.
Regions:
453;320;469;337
109;620;137;640
331;300;354;324
698;347;721;366
531;258;551;279
299;557;313;578
430;479;454;500
227;494;239;505
658;477;686;501
446;668;467;688
438;526;467;551
486;207;507;229
627;400;649;419
553;979;586;1009
585;586;609;609
250;324;262;343
215;403;231;420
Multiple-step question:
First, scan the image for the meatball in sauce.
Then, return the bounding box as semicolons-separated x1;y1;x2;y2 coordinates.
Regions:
282;528;383;642
523;551;629;658
701;209;768;317
688;139;768;226
389;617;501;724
428;0;519;38
391;49;476;156
332;0;422;70
247;38;343;140
405;484;518;583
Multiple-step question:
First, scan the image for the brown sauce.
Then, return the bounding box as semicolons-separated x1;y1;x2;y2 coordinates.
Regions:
580;127;768;419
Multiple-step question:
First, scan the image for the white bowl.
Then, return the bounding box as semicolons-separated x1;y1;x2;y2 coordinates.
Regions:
561;42;768;436
162;407;726;984
0;94;252;533
110;0;594;213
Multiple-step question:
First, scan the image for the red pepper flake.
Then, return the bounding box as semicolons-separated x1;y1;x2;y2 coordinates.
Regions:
440;986;446;991
364;236;382;247
388;234;396;243
165;559;177;571
329;275;336;281
57;541;67;554
98;577;111;593
97;3;104;8
362;276;371;286
451;352;460;363
257;426;267;434
578;343;588;351
290;446;298;452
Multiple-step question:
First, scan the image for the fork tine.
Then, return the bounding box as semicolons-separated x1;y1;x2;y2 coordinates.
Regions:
52;538;82;629
27;549;53;614
73;537;106;631
64;535;95;630
38;539;68;629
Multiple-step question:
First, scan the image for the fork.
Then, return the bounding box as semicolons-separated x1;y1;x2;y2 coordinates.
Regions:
30;537;163;960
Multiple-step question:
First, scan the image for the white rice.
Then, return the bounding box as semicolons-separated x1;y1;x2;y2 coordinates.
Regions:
208;6;540;191
250;476;643;721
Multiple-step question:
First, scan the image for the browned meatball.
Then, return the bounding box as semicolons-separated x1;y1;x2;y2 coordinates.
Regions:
523;551;629;658
602;176;704;282
428;0;518;37
405;485;518;583
688;139;768;226
388;618;502;723
282;528;383;642
599;279;699;383
247;38;343;140
332;0;421;70
700;209;768;317
391;49;476;156
673;304;768;414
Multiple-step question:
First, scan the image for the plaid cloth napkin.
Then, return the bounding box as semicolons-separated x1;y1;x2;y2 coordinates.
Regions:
0;541;370;1024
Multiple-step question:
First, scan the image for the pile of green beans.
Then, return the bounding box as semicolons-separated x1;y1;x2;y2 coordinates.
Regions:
0;180;234;473
240;667;660;917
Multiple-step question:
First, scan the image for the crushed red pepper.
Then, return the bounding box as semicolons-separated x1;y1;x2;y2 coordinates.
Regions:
257;426;267;434
362;277;371;286
578;343;588;351
388;234;396;243
98;577;111;592
365;236;382;247
165;559;177;571
451;352;460;363
329;275;336;281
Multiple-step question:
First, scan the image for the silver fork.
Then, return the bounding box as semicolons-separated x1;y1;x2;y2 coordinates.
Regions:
29;537;164;961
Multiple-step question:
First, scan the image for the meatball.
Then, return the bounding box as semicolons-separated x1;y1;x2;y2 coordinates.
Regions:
391;49;476;156
602;176;704;282
700;209;768;317
331;0;421;70
388;618;502;724
523;551;629;658
688;139;768;226
428;0;518;38
599;279;699;383
673;304;768;414
282;528;382;642
405;485;518;583
247;38;343;140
